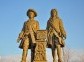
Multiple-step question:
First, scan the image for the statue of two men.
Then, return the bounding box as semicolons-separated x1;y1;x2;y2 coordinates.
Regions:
17;9;66;62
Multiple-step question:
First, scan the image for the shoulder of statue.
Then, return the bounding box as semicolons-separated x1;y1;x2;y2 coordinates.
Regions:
58;18;64;26
47;19;52;26
57;17;62;22
35;20;39;24
23;21;27;24
59;18;63;23
23;20;29;25
48;17;52;22
47;20;50;24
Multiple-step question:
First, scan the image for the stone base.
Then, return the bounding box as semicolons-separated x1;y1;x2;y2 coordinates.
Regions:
33;30;47;62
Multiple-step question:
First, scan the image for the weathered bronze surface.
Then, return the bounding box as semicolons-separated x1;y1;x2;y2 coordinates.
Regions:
17;8;66;62
33;30;47;62
17;9;39;62
46;9;66;62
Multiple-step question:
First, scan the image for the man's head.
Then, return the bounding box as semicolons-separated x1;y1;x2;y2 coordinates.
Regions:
51;9;58;17
27;9;37;18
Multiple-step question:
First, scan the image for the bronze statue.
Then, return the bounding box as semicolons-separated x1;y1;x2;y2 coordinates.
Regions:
46;9;66;62
17;9;39;62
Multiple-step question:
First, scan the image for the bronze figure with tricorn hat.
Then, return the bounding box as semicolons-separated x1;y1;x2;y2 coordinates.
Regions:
27;9;37;17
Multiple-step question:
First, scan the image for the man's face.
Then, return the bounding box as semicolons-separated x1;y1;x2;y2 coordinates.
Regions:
51;10;57;17
28;11;35;18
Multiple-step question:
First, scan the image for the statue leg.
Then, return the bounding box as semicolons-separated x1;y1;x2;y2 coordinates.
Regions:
52;46;57;62
56;45;63;62
31;45;35;62
21;37;29;62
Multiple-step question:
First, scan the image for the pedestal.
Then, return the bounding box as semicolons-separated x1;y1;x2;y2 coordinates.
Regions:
33;30;47;62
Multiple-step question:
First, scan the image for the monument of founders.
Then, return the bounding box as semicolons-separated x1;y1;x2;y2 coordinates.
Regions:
17;8;66;62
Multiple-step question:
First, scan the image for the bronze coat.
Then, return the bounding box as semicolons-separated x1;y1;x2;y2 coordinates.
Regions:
46;17;66;48
19;20;39;49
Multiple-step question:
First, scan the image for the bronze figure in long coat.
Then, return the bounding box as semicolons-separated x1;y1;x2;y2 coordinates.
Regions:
17;9;39;62
46;9;66;62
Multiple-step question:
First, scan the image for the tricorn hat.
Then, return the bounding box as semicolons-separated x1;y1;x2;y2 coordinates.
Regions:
27;9;37;17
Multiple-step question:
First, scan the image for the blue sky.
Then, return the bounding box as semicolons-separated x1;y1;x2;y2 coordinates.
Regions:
0;0;84;56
